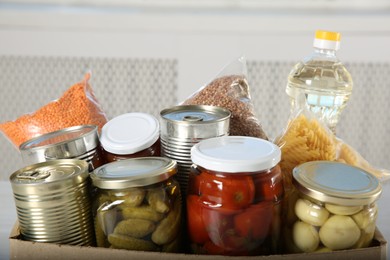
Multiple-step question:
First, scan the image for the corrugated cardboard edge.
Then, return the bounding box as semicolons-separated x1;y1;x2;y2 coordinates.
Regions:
10;222;387;260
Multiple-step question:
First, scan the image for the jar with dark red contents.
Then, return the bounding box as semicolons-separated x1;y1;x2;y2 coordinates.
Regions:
187;136;284;256
100;113;161;163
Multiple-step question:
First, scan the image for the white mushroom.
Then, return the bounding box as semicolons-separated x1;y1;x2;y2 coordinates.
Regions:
315;246;332;253
319;215;361;250
352;224;375;249
325;203;363;216
352;205;378;230
295;198;329;226
292;221;320;253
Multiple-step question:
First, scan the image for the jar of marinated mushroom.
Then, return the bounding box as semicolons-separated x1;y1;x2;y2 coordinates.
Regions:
288;161;382;253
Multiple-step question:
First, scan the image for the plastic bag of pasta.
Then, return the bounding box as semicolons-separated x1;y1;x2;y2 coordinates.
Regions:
0;73;108;148
275;108;390;193
182;56;268;140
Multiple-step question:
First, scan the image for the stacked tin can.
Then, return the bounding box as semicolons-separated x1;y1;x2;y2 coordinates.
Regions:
160;105;230;197
9;159;95;246
19;125;103;171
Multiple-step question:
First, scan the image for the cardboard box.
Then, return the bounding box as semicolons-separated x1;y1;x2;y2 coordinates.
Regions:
10;222;387;260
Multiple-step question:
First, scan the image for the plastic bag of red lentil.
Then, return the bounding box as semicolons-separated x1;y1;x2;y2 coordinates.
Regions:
182;56;268;140
0;73;108;148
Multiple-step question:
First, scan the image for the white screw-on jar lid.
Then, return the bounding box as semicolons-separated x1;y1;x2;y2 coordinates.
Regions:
100;112;159;155
191;136;281;173
313;30;341;51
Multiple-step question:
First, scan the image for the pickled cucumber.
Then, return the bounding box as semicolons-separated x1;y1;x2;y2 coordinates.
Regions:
108;233;158;251
295;198;329;226
114;218;156;238
151;196;181;245
292;221;320;253
162;235;181;252
111;189;146;207
147;189;170;214
97;193;112;206
121;205;164;222
319;215;361;250
94;217;109;247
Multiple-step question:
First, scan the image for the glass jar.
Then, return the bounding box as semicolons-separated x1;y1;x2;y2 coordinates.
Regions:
187;136;284;256
287;161;382;253
99;113;161;163
90;157;182;252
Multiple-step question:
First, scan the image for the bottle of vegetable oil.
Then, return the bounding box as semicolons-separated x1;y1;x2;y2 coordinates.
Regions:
286;30;353;134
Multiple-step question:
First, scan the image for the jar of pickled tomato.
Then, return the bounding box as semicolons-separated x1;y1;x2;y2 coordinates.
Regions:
187;136;284;256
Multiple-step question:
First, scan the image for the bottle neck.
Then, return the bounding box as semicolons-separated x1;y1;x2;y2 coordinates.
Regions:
314;47;337;57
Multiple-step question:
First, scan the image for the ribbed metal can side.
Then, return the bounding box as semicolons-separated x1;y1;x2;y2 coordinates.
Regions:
10;159;95;246
160;105;231;197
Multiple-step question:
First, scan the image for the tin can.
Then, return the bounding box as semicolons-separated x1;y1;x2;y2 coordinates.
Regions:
19;125;103;171
187;136;284;255
160;105;230;197
9;159;95;246
99;113;161;163
287;161;382;253
90;157;182;252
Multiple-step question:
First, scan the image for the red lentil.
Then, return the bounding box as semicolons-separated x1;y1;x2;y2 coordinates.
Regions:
0;73;108;147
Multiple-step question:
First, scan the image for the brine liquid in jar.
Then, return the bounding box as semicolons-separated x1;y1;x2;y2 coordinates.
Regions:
286;30;353;134
187;136;284;256
90;157;182;253
286;161;382;253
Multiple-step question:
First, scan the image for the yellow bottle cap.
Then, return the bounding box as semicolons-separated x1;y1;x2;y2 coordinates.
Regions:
315;30;341;42
313;30;341;50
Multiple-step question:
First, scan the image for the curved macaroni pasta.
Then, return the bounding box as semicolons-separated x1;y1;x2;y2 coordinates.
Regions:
276;114;389;191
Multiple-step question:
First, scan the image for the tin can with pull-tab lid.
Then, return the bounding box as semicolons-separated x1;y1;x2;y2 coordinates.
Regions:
9;159;95;246
19;125;103;171
160;105;230;197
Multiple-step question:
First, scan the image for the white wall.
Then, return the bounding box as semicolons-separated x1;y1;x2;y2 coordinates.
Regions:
1;4;390;101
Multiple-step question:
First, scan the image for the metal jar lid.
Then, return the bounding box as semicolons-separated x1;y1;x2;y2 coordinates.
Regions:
160;105;231;139
19;125;99;163
293;161;382;206
10;159;89;194
91;157;177;189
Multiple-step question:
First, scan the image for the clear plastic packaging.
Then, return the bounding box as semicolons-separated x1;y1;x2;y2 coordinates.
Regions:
286;30;353;134
187;136;284;255
182;56;268;140
275;109;390;194
285;161;381;253
0;73;108;148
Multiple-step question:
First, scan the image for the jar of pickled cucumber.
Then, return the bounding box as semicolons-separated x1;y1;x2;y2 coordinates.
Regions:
90;157;182;252
187;136;284;256
288;161;382;253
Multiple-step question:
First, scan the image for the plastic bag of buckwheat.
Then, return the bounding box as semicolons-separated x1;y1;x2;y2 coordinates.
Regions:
182;56;268;140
